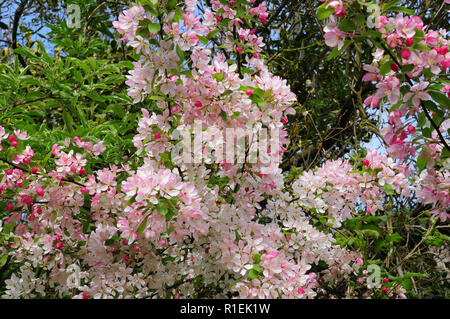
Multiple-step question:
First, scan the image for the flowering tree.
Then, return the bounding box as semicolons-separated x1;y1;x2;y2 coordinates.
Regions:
0;0;448;299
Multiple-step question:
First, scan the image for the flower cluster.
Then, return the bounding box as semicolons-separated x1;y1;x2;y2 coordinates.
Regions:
1;0;447;300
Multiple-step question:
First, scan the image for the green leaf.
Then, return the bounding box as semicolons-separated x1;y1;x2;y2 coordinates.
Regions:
338;19;356;32
13;46;37;59
124;195;136;208
417;112;426;127
380;61;393;75
212;73;224;81
361;224;382;238
207;29;220;39
137;215;149;235
381;0;401;11
197;35;208;45
148;23;161;34
385;233;403;243
416;156;429;172
0;255;7;267
175;45;185;61
317;6;334;20
156;201;168;216
401;64;414;74
248;268;259;279
389;6;415;15
422;127;432;138
62;109;74;133
414;43;430;52
383;183;395;195
429;91;450;109
219;110;227;122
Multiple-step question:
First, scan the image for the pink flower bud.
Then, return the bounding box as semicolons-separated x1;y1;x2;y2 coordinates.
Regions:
405;38;414;47
79;168;86;175
21;195;33;205
281;118;288;124
363;159;370;166
16;181;24;188
28;214;35;221
32;167;38;173
246;89;254;95
56;242;63;249
6;169;13;175
236;46;242;53
171;105;181;114
8;134;15;142
439;46;448;55
194;100;203;108
383;278;389;283
11;141;18;147
6;203;13;211
23;157;30;164
401;48;411;60
80;187;88;194
407;125;416;134
298;288;305;294
36;187;44;196
154;132;162;140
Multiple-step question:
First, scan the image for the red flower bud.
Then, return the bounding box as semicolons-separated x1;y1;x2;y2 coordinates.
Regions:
438;46;448;55
36;187;44;196
401;48;411;60
405;38;414;47
390;63;400;72
363;159;370;166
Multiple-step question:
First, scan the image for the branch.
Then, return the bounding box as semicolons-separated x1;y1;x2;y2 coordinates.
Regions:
12;0;29;68
0;157;85;187
380;41;450;152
